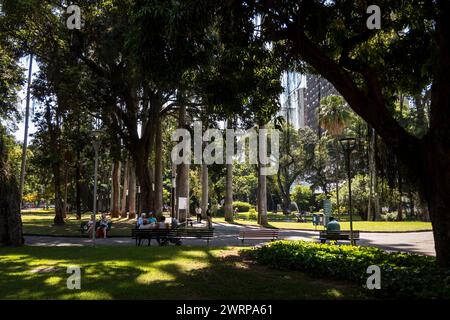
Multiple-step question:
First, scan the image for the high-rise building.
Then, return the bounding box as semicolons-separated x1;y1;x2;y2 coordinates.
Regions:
304;74;339;134
279;72;339;134
279;71;306;130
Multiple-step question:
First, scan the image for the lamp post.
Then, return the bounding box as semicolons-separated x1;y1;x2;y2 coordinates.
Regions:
92;132;101;246
339;137;356;245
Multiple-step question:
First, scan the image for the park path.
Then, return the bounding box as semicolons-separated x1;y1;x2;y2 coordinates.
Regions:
23;221;436;256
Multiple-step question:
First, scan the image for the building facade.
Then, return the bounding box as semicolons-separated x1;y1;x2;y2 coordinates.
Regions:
279;71;306;130
304;74;339;134
279;72;338;133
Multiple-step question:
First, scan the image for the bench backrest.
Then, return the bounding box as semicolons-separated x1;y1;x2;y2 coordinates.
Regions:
320;230;360;237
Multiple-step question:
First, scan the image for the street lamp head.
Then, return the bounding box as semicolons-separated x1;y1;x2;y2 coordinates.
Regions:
339;137;356;153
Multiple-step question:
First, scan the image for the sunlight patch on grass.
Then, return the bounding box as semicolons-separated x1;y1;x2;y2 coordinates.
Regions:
215;218;432;232
44;276;63;286
60;291;113;300
135;271;176;284
0;246;367;300
325;288;344;298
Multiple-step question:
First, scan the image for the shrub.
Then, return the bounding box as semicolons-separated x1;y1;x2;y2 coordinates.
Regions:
381;212;395;221
247;241;450;299
248;208;257;220
232;201;253;212
212;205;224;217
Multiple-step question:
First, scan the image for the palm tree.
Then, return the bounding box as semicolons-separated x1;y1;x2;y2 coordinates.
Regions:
318;95;351;218
318;95;351;136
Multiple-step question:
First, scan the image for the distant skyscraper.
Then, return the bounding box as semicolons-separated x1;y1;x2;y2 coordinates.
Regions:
304;74;338;134
279;72;339;133
279;71;306;130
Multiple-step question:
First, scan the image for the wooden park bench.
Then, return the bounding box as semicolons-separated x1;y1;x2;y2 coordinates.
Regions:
238;229;279;244
131;227;214;246
319;230;360;245
80;221;112;236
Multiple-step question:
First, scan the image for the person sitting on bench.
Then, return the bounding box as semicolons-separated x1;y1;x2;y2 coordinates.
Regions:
326;216;341;231
137;213;146;228
153;216;167;245
148;212;157;224
87;214;96;238
168;217;182;245
97;213;109;239
171;217;180;228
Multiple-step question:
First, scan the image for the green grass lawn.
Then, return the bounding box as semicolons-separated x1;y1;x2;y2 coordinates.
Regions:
21;210;432;237
214;217;432;232
21;210;135;237
0;246;367;300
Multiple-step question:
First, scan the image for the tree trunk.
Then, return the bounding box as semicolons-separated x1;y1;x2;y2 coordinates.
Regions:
397;167;403;221
423;137;450;267
418;198;430;222
224;117;234;223
62;161;69;219
280;186;291;214
176;105;190;222
75;149;82;219
120;159;129;218
368;127;376;221
52;161;65;225
201;163;209;219
409;191;415;218
0;131;24;246
224;163;234;222
128;160;137;219
258;164;268;226
111;160;121;218
257;124;268;226
154;115;163;215
133;151;151;214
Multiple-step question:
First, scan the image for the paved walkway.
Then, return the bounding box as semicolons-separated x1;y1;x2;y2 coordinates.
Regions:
24;222;436;256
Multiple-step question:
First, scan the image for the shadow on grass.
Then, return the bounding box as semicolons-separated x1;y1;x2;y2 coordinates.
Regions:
0;246;367;300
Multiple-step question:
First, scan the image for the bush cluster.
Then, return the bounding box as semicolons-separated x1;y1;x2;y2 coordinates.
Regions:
214;201;253;217
232;201;253;212
247;241;450;299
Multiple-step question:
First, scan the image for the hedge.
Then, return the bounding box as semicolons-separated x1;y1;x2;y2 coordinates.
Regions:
247;241;450;299
232;201;253;212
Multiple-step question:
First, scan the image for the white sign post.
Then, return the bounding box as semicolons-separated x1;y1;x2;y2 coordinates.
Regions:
178;197;187;221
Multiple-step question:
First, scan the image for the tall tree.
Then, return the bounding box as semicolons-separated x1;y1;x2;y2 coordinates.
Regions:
256;0;450;266
318;95;352;218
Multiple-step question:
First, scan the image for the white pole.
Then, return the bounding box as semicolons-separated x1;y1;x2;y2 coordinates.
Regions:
19;54;33;206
